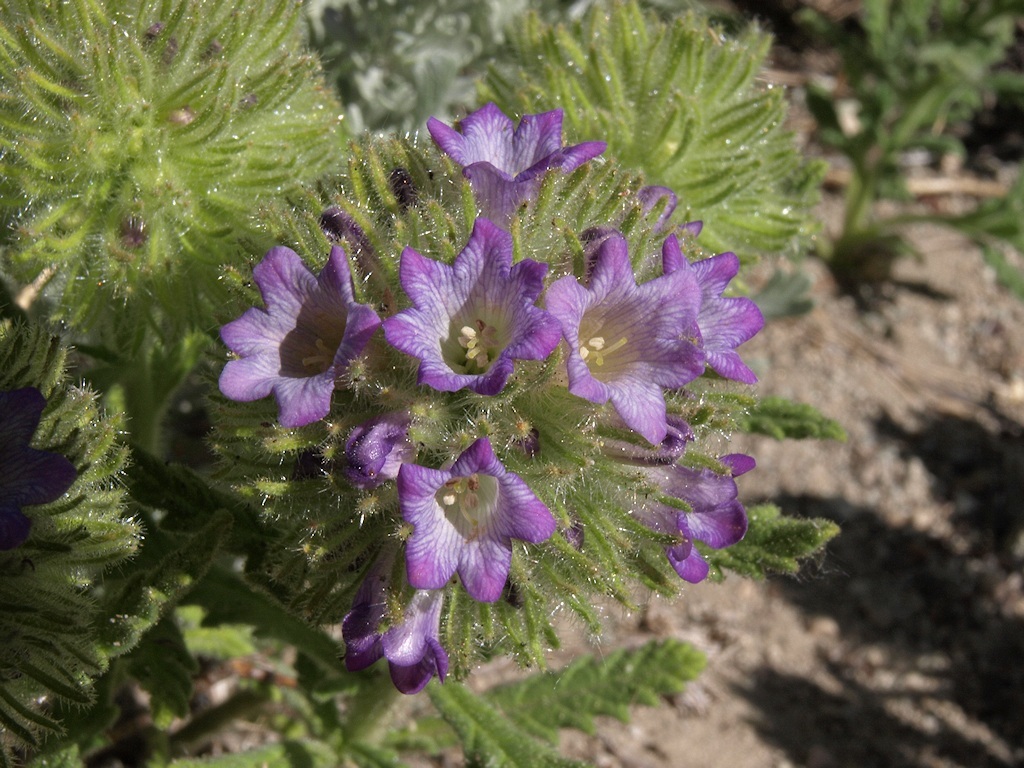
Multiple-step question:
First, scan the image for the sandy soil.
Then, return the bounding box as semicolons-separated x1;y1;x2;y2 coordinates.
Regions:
551;218;1024;767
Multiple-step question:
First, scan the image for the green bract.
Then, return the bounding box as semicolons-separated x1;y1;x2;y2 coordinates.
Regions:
0;0;344;330
480;0;825;259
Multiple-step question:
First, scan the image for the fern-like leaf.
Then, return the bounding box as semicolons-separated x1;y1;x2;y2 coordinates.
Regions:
488;638;705;743
707;503;839;579
429;684;588;768
739;395;847;441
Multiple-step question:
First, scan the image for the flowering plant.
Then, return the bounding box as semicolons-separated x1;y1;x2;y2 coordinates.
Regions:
0;1;842;765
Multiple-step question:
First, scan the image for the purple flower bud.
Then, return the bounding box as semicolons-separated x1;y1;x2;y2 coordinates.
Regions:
563;519;585;551
389;167;418;210
637;186;678;232
343;413;415;490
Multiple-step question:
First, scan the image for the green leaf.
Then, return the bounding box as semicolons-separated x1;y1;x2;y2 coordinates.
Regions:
177;605;257;661
182;566;345;679
25;745;82;768
739;396;847;441
488;639;705;743
752;268;815;319
95;510;232;658
125;445;271;562
123;614;198;727
707;503;840;580
429;683;589;768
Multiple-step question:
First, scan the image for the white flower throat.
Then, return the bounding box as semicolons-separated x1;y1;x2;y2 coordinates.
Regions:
438;473;498;537
457;319;501;372
579;334;628;366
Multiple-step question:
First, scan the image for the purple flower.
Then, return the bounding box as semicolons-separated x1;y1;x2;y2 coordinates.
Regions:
638;453;754;583
382;218;561;396
219;245;381;428
343;412;415;490
662;235;764;384
397;437;556;602
343;564;448;694
428;103;606;224
0;387;77;550
545;232;705;445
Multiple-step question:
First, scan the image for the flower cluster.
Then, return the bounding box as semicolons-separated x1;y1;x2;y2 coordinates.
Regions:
218;104;764;692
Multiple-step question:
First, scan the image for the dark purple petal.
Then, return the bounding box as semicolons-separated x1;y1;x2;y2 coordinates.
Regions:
0;387;77;550
343;564;448;694
601;414;694;465
666;534;710;583
342;573;385;671
220;245;381;427
685;499;748;549
383;219;560;396
632;451;753;584
0;506;32;552
721;453;756;476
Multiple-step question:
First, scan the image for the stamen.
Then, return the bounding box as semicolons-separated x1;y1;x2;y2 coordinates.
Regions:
301;338;334;369
581;335;628;367
456;319;500;371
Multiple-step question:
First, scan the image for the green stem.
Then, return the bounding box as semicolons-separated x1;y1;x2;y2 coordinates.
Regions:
168;688;273;756
342;672;404;745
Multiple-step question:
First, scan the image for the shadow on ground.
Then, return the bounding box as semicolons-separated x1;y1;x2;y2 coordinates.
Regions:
738;411;1024;768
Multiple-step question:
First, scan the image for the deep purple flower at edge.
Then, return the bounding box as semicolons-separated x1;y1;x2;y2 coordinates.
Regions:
219;245;381;428
382;218;561;396
662;235;764;384
639;453;755;584
397;437;556;603
0;387;77;550
342;564;448;694
428;103;606;224
545;232;705;445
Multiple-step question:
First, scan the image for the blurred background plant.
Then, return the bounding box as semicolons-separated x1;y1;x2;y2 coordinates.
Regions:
798;0;1024;294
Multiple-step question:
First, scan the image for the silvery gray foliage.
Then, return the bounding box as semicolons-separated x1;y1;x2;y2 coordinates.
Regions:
305;0;530;133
